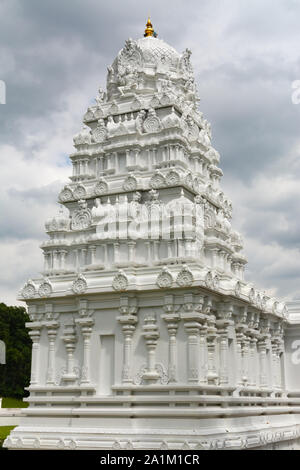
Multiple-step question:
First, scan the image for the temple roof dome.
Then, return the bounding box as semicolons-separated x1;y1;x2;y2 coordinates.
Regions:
135;36;180;69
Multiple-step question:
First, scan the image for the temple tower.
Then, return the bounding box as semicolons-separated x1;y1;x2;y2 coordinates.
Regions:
5;20;300;451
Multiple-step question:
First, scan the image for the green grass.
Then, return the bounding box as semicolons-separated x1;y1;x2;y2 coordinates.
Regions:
0;426;15;449
1;397;28;408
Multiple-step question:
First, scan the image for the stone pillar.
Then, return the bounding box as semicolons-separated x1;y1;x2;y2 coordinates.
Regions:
45;321;59;385
60;250;67;270
216;304;233;386
89;245;97;265
218;326;229;386
52;250;59;270
241;336;250;386
203;301;218;385
62;323;77;384
26;323;42;386
235;332;243;386
74;248;79;271
117;297;138;383
162;296;180;383
182;296;203;384
206;333;218;385
142;316;160;383
76;317;94;385
81;248;87;267
249;337;258;387
128;241;136;263
199;324;208;384
257;339;268;388
114;243;120;263
145;241;151;264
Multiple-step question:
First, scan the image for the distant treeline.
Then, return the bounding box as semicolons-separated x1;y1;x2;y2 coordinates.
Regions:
0;303;31;398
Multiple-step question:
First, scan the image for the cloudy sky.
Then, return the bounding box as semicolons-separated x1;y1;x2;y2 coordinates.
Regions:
1;0;300;306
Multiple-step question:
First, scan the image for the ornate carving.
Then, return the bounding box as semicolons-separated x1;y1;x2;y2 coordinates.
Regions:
59;186;73;202
71;200;92;230
180;48;193;77
213;275;220;290
166;170;180;186
73;126;91;146
150;170;166;189
143;108;161;133
205;271;214;289
157;268;173;289
235;281;242;298
91;118;107;143
73;185;87;200
72;274;88;294
123;175;138;191
185;172;194;188
38;279;53;297
94;179;108;195
176;265;194;287
134;363;169;385
112;270;129;291
21;280;37;299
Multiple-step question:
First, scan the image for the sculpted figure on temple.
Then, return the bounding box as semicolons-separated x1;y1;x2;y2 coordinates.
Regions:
91;198;107;222
136;109;146;134
129;192;142;219
95;87;106;106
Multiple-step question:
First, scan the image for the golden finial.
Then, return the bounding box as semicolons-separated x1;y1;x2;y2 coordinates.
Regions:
144;17;154;37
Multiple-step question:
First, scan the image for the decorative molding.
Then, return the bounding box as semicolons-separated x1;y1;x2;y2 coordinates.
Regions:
112;270;129;291
72;274;88;294
156;267;173;289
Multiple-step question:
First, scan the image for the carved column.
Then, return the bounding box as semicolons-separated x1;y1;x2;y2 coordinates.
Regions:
216;303;234;386
52;250;59;270
199;324;208;384
235;331;243;386
241;336;250;386
59;250;67;270
114;243;120;263
45;321;59;385
142;316;160;383
257;339;268;388
249;337;258;387
184;320;200;383
218;326;229;385
258;318;271;389
270;339;281;390
62;323;78;384
181;294;204;383
76;316;94;385
74;248;79;271
235;307;250;387
117;296;138;383
204;299;218;385
128;241;136;263
161;295;180;383
81;247;87;267
27;322;42;386
89;245;97;265
145;241;151;264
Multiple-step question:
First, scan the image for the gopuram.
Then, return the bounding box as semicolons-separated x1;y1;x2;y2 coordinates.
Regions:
5;19;300;450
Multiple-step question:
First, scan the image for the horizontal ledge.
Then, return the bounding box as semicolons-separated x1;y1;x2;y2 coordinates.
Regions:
24;395;299;405
21;405;300;419
112;384;236;392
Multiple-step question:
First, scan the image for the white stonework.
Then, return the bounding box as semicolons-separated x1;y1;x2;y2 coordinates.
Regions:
4;28;300;450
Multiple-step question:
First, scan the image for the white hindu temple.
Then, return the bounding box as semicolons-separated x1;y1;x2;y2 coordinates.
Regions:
5;19;300;450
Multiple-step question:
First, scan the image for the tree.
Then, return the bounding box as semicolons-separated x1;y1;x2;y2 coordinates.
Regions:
0;303;31;398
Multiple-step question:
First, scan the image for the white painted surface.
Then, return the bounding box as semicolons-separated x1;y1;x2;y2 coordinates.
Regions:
4;33;300;450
